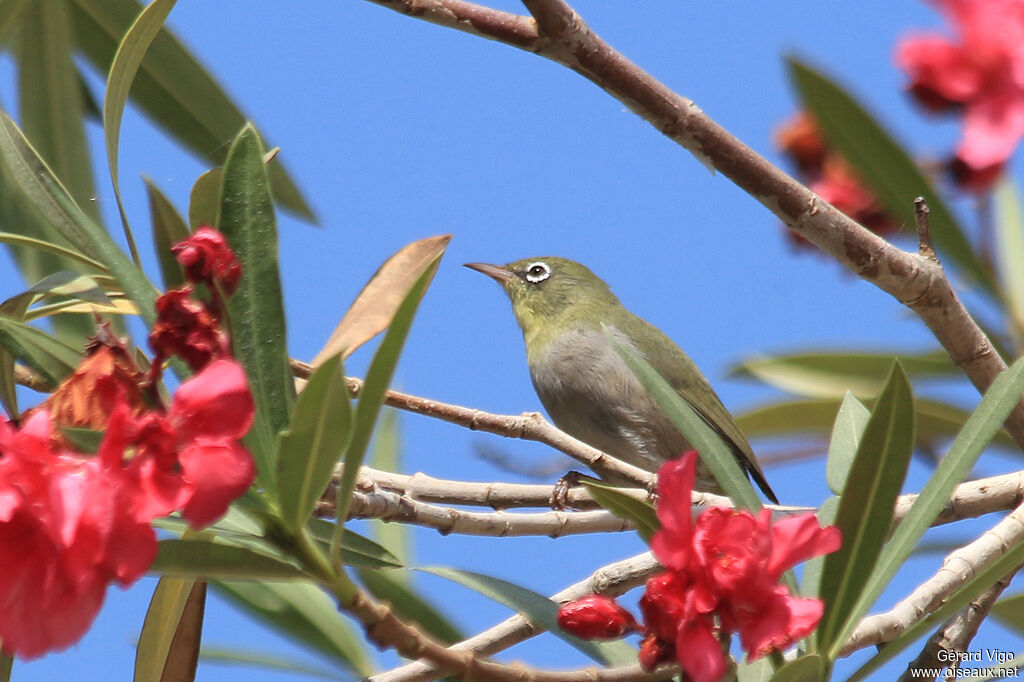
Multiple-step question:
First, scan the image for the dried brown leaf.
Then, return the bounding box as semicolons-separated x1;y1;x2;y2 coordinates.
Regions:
312;234;451;365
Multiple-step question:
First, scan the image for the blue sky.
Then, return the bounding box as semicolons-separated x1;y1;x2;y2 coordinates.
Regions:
5;1;1023;679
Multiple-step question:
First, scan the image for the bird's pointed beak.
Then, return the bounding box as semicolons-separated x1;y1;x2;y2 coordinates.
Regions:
464;262;515;283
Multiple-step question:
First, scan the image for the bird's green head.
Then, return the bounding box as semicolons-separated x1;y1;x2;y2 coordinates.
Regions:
464;257;622;350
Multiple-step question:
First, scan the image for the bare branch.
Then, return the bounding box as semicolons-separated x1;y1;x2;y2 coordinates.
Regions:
358;0;1024;448
320;485;635;536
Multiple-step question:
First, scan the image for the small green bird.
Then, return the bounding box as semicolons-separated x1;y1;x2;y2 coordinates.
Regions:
465;257;777;503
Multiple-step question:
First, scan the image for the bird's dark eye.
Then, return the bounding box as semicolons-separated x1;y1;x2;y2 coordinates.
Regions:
524;262;551;283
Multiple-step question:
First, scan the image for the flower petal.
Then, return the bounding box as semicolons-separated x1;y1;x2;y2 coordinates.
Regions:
171;359;254;440
178;437;255;528
676;618;726;682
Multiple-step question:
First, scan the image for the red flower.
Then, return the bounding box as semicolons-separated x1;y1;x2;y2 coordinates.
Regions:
149;287;231;372
0;412;156;659
896;0;1024;188
557;595;638;639
172;226;242;294
561;452;840;682
103;359;256;529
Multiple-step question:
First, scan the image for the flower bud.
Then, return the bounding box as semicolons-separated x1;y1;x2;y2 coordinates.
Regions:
557;595;637;640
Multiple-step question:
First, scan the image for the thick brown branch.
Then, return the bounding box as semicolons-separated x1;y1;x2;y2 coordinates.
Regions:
359;0;1024;448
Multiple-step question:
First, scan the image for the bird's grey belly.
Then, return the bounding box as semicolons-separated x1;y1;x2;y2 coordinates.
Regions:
529;329;688;474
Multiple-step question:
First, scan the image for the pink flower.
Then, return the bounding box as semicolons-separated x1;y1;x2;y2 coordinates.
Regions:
172;226;242;294
104;360;256;529
559;452;840;681
556;595;638;640
896;0;1024;186
0;412;156;659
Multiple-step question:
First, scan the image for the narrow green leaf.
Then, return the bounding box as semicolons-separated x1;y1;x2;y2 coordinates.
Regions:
0;231;109;273
60;426;103;453
419;566;637;667
737;397;1017;451
849;538;1024;680
732;350;956;399
0;652;9;682
0;0;27;44
992;593;1024;634
991;593;1024;630
817;363;915;658
213;580;374;677
305;520;404;570
608;329;762;510
366;409;412;571
155;510;405;571
0;294;32;417
69;0;315;221
357;568;463;645
0;316;82;388
788;57;998;299
104;0;178;266
188;166;222;230
28;271;110;305
218;123;294;495
836;355;1024;655
581;480;658;542
332;254;445;560
197;647;344;680
18;0;100;221
768;654;826;682
994;179;1024;337
143;178;189;290
278;355;353;530
134;576;195;682
151;538;306;580
0;111;157;324
826;392;870;495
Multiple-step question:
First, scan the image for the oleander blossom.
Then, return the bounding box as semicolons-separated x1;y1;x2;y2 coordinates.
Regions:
558;452;841;682
0;359;255;659
896;0;1024;190
0;227;256;659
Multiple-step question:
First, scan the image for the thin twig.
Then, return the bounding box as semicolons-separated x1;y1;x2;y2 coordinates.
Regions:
915;197;937;262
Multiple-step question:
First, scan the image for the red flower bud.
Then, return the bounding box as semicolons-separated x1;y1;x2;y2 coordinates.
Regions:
172;226;242;294
557;595;637;640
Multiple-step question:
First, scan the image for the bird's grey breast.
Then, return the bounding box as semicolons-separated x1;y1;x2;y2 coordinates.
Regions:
528;326;684;472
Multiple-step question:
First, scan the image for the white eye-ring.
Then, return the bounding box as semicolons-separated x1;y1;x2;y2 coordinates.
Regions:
524;261;551;283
